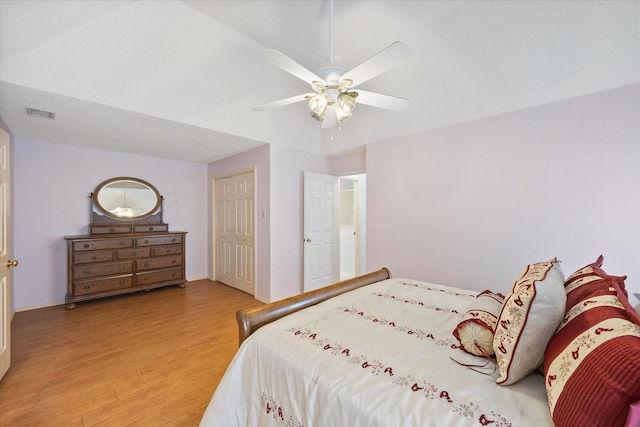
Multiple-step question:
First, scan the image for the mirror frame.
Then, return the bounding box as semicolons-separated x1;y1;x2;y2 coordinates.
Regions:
92;177;161;221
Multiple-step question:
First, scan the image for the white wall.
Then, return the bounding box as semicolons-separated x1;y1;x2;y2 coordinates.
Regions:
367;84;640;300
13;138;208;309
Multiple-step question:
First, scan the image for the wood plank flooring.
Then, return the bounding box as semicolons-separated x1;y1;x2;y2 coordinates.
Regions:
0;279;263;426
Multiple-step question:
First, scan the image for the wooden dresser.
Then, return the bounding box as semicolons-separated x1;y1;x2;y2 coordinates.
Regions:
65;177;186;309
65;231;186;309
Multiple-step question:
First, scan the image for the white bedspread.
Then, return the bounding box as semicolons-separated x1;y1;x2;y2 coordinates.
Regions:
200;278;553;427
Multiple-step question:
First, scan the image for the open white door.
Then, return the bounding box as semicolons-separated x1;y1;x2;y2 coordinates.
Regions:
303;171;339;292
0;127;14;380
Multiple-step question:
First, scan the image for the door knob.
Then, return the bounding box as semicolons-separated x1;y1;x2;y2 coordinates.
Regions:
6;260;18;268
303;238;311;243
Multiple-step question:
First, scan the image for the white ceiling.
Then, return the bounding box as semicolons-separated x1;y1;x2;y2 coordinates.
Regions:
0;0;638;163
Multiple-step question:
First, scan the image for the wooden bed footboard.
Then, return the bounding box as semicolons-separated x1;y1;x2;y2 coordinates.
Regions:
236;267;392;345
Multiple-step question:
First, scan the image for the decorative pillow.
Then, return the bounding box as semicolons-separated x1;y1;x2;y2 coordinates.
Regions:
544;255;640;427
453;290;504;356
493;258;566;385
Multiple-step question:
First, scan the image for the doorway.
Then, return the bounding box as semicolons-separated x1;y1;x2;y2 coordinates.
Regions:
339;174;366;280
303;171;366;291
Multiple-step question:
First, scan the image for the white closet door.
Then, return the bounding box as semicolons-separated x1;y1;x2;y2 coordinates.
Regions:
233;173;255;294
215;172;255;295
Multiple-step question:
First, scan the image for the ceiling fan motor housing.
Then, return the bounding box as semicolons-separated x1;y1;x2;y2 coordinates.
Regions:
314;64;349;89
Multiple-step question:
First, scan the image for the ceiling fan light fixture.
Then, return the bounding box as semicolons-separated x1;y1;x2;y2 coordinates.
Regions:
309;93;328;121
335;91;357;122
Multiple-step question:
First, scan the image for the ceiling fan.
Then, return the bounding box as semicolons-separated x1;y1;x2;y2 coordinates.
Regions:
252;1;412;129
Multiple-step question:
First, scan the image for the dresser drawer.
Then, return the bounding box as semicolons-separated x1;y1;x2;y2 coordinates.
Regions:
150;245;183;257
73;276;133;296
73;238;133;251
136;255;182;272
73;250;114;265
136;235;183;247
116;247;151;260
137;268;183;286
91;225;132;234
73;261;133;279
133;224;168;233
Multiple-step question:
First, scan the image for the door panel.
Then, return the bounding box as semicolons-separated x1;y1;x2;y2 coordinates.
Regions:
214;172;255;295
0;127;11;380
215;180;233;285
304;171;338;292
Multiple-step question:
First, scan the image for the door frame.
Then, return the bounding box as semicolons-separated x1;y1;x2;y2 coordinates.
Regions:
211;168;257;295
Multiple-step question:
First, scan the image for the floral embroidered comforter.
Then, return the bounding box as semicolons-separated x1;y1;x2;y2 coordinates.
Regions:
200;278;552;427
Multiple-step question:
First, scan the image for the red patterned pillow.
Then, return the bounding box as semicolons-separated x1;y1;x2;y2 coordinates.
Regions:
544;256;640;427
453;290;505;356
493;258;566;385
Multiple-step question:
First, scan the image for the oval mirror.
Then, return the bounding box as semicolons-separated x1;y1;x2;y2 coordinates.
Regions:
93;177;161;220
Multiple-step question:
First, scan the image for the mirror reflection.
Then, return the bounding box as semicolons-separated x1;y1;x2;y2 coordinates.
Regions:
94;178;160;220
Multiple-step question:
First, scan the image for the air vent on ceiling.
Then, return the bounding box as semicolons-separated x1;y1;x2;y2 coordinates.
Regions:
26;107;55;120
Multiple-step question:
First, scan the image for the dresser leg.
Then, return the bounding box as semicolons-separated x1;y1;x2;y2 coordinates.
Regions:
179;283;186;288
66;302;76;310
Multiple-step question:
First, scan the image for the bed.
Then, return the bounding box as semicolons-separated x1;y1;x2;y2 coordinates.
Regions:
201;258;640;427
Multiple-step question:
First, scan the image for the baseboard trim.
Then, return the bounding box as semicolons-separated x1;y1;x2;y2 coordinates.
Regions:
16;301;65;312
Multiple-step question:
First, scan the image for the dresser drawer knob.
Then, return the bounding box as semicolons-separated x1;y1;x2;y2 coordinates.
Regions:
91;256;97;260
148;227;154;231
171;238;176;242
83;244;90;249
110;228;116;233
144;240;149;244
171;260;177;264
83;270;90;275
144;263;149;267
83;285;90;290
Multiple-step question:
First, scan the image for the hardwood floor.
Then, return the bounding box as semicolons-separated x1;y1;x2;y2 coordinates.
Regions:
0;280;263;426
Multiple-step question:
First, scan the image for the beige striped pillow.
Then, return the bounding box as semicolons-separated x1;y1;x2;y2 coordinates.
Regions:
493;258;566;385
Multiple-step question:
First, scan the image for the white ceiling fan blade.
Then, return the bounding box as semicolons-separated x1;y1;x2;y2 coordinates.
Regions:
258;50;325;85
252;93;312;111
341;41;412;88
355;90;411;112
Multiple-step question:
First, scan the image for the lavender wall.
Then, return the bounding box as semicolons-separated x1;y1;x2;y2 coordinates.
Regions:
10;84;637;310
367;84;640;299
207;143;336;302
269;145;332;301
13;139;208;309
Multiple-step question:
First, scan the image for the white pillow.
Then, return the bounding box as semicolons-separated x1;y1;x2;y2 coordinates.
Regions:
493;258;566;385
